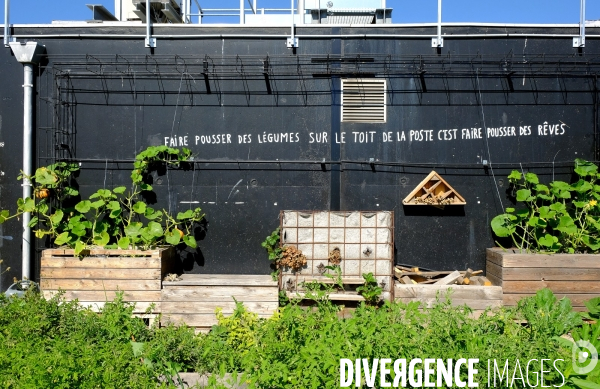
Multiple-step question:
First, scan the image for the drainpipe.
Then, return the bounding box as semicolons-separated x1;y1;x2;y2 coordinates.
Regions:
9;41;45;280
4;0;15;47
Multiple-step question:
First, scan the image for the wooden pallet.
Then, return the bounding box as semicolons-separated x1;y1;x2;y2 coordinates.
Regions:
486;248;600;311
40;247;175;314
161;274;279;333
394;282;503;316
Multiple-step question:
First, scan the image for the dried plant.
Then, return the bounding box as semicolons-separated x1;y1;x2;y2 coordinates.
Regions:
278;246;307;271
328;247;341;265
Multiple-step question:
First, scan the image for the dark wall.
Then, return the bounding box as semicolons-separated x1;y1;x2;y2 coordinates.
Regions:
0;24;598;287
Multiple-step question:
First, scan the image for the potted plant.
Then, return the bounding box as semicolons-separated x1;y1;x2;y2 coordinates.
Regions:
0;145;205;313
488;159;600;310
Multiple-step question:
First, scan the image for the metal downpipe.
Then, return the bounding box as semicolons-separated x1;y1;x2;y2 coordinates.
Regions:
21;63;33;280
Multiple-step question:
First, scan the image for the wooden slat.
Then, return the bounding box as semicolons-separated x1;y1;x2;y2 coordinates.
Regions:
41;257;161;269
161;286;278;302
43;248;163;257
486;261;503;281
497;267;600;281
486;248;600;268
287;291;366;301
161;313;272;328
486;273;503;287
43;290;161;301
163;274;277;287
396;298;502;310
297;276;366;285
162;301;279;314
77;301;161;313
394;284;502;300
40;267;160;280
40;279;161;291
502;281;600;294
502;293;598;307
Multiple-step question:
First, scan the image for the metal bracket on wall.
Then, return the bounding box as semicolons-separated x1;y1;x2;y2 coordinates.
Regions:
574;0;585;47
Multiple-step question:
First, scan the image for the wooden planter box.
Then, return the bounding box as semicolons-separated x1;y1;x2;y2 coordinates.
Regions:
394;282;502;316
161;274;279;333
40;247;176;314
486;247;600;311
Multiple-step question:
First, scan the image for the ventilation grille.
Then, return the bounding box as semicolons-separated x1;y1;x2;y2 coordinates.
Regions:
341;79;386;123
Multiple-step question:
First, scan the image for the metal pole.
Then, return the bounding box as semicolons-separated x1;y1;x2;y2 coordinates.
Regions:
239;0;244;24
574;0;586;47
145;0;156;47
21;63;33;280
4;0;10;47
581;0;586;46
432;0;443;47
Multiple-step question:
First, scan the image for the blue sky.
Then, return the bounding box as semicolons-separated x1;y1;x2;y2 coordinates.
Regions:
1;0;600;24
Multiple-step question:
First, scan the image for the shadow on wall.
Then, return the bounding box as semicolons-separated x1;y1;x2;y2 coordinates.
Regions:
181;218;208;272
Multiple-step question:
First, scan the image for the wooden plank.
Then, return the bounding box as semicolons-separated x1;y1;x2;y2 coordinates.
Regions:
396;298;502;310
401;276;413;285
43;290;161;301
161;286;278;302
43;248;164;257
486;248;600;268
161;313;272;328
486;261;504;281
77;301;161;313
502;281;600;294
40;267;160;280
41;257;161;269
498;267;600;281
502;293;599;307
433;271;461;285
297;277;365;285
40;279;161;291
286;292;366;301
164;274;277;287
486;273;503;287
394;284;503;300
162;301;279;315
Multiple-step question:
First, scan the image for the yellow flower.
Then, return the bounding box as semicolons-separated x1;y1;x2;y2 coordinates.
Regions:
590;199;598;207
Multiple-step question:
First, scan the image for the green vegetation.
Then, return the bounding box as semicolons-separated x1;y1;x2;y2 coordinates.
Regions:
0;146;204;255
491;159;600;253
1;288;598;388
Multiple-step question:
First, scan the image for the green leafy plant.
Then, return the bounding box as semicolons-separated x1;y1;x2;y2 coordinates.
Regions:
356;272;383;305
491;159;600;253
0;146;204;255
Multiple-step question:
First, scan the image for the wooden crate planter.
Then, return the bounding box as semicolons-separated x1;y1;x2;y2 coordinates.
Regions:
280;211;394;301
394;283;503;315
40;247;176;314
486;247;600;310
161;274;279;333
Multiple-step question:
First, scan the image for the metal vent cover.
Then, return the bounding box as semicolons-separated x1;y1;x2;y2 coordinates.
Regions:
341;78;386;123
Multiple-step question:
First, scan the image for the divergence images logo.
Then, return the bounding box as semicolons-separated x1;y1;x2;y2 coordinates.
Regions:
572;340;598;375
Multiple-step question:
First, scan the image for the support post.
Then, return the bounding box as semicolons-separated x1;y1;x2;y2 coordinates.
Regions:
9;41;45;281
432;0;443;47
4;0;15;47
145;0;156;47
286;0;298;48
240;0;244;24
574;0;586;47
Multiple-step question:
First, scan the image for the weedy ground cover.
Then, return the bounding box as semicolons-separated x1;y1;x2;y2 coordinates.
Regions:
0;289;595;388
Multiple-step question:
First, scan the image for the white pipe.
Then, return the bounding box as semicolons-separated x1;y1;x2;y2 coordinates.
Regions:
146;0;151;39
290;0;294;39
580;0;586;46
239;0;244;24
22;63;33;280
437;0;442;42
4;0;9;47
